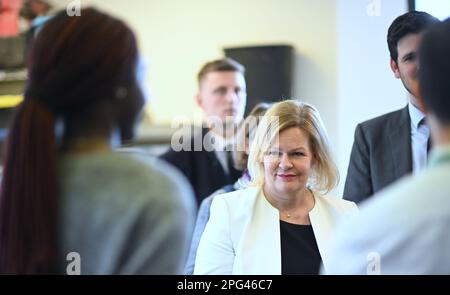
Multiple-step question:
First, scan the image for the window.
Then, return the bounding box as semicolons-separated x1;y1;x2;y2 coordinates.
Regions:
411;0;450;20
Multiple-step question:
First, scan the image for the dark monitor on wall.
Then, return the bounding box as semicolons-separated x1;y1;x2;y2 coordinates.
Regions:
224;45;294;116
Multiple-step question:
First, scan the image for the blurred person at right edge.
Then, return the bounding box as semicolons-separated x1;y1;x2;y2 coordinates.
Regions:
0;7;195;274
325;18;450;275
194;100;357;275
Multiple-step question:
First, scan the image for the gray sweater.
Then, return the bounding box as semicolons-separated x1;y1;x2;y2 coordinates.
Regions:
57;151;196;274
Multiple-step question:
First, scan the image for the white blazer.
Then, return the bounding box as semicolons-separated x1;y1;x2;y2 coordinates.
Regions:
194;187;358;275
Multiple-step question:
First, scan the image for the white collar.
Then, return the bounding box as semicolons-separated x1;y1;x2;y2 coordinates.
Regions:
408;102;426;129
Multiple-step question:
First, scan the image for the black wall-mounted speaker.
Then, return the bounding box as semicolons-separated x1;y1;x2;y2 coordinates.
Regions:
224;45;294;115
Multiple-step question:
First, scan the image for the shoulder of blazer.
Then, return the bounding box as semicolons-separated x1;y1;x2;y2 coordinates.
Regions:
213;187;261;214
358;106;409;134
314;193;358;214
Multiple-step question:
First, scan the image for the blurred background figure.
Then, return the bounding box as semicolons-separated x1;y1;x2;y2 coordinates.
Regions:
0;7;195;274
20;0;54;32
0;0;25;70
194;100;357;275
20;0;57;58
161;58;247;207
184;102;270;274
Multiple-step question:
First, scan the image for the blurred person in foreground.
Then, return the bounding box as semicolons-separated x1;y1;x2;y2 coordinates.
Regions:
0;7;195;275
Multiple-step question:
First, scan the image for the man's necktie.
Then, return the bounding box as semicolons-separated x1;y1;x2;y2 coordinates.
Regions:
226;150;242;182
420;117;432;156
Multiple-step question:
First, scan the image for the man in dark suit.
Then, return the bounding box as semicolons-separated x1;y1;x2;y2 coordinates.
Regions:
326;18;450;274
344;11;439;203
161;58;246;206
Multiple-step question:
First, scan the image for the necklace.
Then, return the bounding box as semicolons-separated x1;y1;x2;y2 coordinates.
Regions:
280;189;314;219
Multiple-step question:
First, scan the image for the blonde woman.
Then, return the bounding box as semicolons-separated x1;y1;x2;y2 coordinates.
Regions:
185;103;270;274
194;100;357;275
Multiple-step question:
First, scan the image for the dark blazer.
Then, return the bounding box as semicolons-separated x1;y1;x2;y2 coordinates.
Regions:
343;106;412;203
160;127;241;206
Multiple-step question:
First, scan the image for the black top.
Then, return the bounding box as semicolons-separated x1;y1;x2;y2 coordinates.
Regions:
280;221;322;275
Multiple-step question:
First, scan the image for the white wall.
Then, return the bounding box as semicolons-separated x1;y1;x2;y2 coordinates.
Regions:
80;0;337;127
57;0;411;196
416;0;450;20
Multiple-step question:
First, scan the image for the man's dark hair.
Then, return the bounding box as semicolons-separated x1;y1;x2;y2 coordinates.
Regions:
419;18;450;124
197;58;245;86
387;11;439;64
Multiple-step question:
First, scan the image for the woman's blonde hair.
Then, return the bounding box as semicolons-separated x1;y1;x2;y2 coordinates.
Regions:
232;102;271;170
247;99;339;194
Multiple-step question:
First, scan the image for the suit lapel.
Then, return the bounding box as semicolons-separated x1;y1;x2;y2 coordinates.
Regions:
309;195;335;274
389;106;412;179
201;127;239;181
227;152;244;182
201;127;228;180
